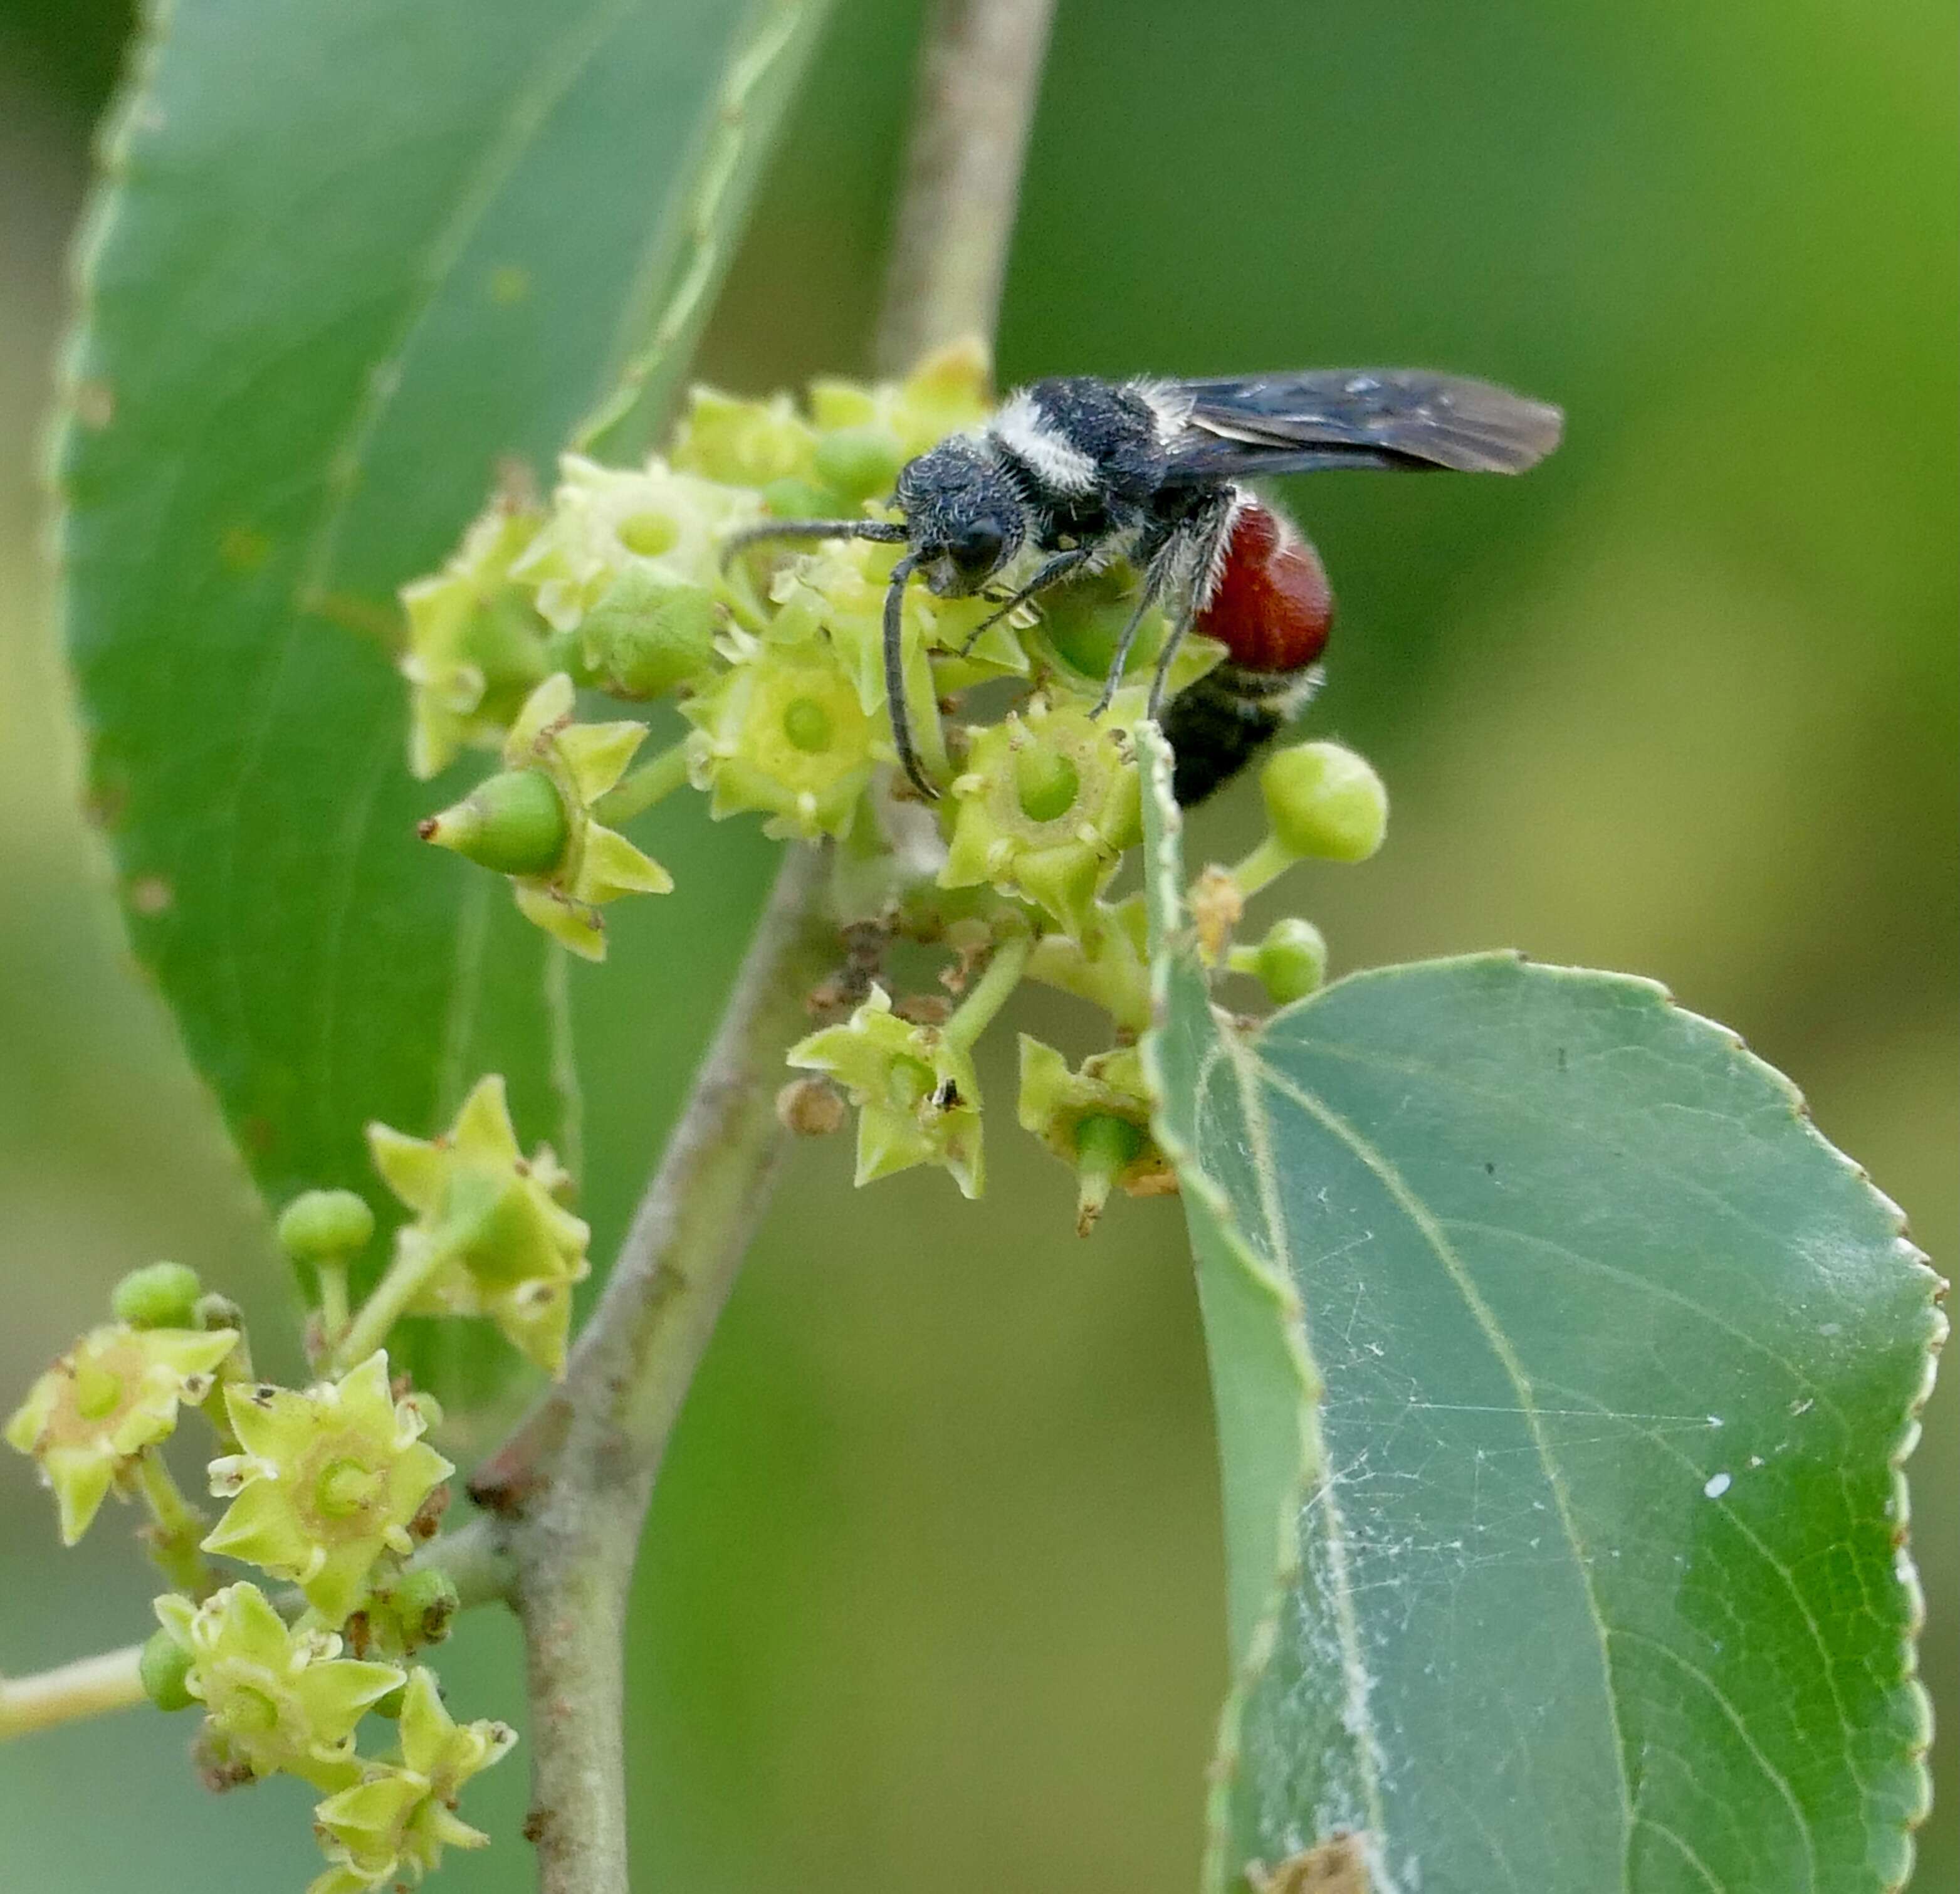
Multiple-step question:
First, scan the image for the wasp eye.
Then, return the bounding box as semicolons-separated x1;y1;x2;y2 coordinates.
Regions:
948;518;1009;569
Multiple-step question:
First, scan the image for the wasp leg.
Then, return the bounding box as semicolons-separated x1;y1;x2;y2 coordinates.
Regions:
1145;500;1237;723
955;547;1094;655
718;516;908;571
1088;542;1177;718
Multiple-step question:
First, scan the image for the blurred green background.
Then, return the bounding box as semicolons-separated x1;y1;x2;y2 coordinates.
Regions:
2;1;1952;1890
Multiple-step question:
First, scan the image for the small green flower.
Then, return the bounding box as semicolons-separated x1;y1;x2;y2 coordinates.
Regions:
508;452;758;636
399;502;553;781
764;538;1022;728
152;1582;403;1792
308;1668;516;1894
425;673;671;960
669;386;820;488
941;695;1143;937
788;986;984;1197
367;1073;592;1377
204;1353;452;1623
5;1323;236;1544
805;337;993;460
1017;1038;1173;1234
683;628;883;839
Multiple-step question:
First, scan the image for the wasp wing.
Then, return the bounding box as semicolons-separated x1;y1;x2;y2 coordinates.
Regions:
1159;369;1563;480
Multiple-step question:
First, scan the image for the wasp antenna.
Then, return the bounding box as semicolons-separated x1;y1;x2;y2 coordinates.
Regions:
881;555;937;799
718;516;909;572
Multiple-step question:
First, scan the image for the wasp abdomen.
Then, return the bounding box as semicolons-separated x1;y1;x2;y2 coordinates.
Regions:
1166;497;1333;805
1196;495;1332;673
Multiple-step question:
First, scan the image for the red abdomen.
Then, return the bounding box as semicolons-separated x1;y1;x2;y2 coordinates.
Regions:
1194;497;1333;673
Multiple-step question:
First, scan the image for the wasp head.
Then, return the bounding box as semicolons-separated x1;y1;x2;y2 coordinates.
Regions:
894;441;1025;595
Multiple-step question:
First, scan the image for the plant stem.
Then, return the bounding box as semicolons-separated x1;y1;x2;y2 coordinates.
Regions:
875;0;1059;373
1230;834;1297;898
330;1194;491;1373
943;929;1032;1050
470;7;1061;1888
592;738;693;828
0;1646;147;1742
0;1513;515;1746
134;1453;212;1597
317;1260;351;1347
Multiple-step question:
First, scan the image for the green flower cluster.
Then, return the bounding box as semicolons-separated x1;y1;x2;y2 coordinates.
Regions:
397;341;1394;1224
3;1077;569;1890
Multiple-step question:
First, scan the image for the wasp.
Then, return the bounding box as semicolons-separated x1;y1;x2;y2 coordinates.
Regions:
727;368;1562;801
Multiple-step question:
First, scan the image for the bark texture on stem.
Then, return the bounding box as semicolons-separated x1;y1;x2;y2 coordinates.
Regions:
478;4;1059;1885
875;0;1059;374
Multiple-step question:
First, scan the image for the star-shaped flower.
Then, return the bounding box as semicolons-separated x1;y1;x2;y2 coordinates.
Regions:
152;1582;403;1792
366;1073;592;1377
426;672;671;960
681;627;885;839
1017;1038;1174;1235
787;985;984;1197
507;452;758;635
941;694;1144;937
399;501;552;780
308;1668;516;1893
203;1352;452;1624
6;1323;236;1544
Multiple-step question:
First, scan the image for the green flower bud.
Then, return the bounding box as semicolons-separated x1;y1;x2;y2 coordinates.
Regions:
140;1622;197;1711
384;1567;461;1651
419;767;570;878
277;1191;379;1267
941;698;1141;937
367;1073;592;1377
787;986;985;1197
1250;916;1328;1004
1015;562;1225;703
1017;1038;1173;1236
6;1324;237;1544
112;1261;204;1331
814;426;903;502
1260;742;1388;863
578;566;719;698
762;475;841;518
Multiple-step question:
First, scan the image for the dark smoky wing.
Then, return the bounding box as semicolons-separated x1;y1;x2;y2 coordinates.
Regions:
1161;369;1563;480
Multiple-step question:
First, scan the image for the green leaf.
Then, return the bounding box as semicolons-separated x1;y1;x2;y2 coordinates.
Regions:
1136;728;1944;1894
57;0;831;1392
